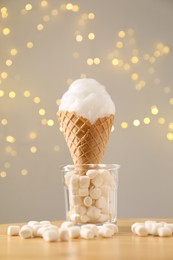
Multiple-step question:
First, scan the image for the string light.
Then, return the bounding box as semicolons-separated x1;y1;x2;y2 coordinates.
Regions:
133;120;140;126
88;12;95;20
6;136;16;143
25;4;32;11
27;42;34;48
87;58;94;65
166;133;173;141
121;122;128;128
9;91;16;98
2;27;10;35
143;117;150;124
88;33;95;40
21;169;28;176
30;146;37;153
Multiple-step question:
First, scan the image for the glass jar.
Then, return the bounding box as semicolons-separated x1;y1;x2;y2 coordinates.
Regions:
61;164;120;225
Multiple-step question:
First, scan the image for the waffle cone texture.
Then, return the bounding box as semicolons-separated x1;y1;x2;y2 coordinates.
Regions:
57;110;114;165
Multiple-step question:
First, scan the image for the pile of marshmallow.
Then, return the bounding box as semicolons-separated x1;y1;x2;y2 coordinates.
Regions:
64;168;117;224
131;220;173;237
7;220;118;242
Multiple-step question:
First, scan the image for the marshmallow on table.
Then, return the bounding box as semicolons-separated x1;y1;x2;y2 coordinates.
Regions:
19;225;33;239
135;224;148;237
80;227;95;239
158;227;172;237
68;226;80;239
59;228;70;241
7;226;20;236
43;229;59;242
99;227;114;238
103;223;118;235
60;221;74;229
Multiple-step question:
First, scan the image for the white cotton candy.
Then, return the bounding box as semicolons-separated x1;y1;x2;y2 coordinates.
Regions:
59;78;115;124
7;225;20;236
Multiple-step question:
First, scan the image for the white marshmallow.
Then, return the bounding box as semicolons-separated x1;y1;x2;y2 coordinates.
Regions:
31;223;42;237
89;187;101;200
27;221;39;227
151;223;164;236
164;223;173;233
78;188;89;197
81;224;99;237
64;171;75;185
158;227;172;237
144;221;157;235
70;195;82;206
7;225;20;236
87;206;101;220
70;175;79;189
75;205;87;215
70;213;80;223
131;223;144;233
19;225;33;239
86;169;98;179
59;228;70;241
134;225;148;237
103;223;118;234
68;226;81;239
79;176;90;188
97;214;109;223
43;229;59;242
99;227;114;238
61;221;74;229
80;227;95;239
95;196;106;209
91;174;103;187
83;196;92;207
80;215;90;223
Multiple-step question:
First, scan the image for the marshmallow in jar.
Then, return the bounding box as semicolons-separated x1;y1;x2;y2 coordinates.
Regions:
62;164;120;225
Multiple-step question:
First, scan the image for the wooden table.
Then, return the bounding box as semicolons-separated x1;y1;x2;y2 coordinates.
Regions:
0;219;173;259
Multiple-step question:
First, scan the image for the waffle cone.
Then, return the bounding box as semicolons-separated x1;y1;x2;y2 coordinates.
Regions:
57;110;114;165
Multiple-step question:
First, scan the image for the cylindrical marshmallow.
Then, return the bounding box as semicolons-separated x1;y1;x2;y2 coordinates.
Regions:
68;226;80;239
60;221;74;229
99;227;114;238
59;228;70;241
103;223;118;234
89;187;101;200
134;224;148;237
19;225;33;239
7;225;20;236
83;196;92;207
91;174;103;187
158;227;172;237
86;169;98;179
80;227;95;239
87;206;101;220
79;176;90;188
43;229;59;242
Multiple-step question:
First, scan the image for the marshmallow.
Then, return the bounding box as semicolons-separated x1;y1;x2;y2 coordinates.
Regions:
7;225;20;236
103;223;118;234
131;223;144;233
31;223;42;237
59;228;70;241
144;221;157;235
27;221;39;227
99;227;114;238
91;174;103;187
86;169;98;179
78;188;89;197
158;227;172;237
81;224;99;237
87;206;101;220
43;229;59;242
80;215;90;223
151;223;163;236
75;205;87;216
134;224;148;237
70;175;79;189
19;225;33;239
70;213;80;223
60;221;74;229
83;196;92;207
95;196;106;209
79;176;90;188
97;214;109;223
89;187;101;200
68;226;80;239
80;227;95;239
164;223;173;233
70;195;82;206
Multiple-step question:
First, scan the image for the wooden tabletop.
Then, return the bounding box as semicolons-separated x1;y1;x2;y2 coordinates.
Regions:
0;219;173;260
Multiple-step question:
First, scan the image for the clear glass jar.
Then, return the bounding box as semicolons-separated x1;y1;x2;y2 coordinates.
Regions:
61;164;120;225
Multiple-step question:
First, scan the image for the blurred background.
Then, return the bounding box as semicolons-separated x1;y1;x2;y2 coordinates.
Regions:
0;0;173;224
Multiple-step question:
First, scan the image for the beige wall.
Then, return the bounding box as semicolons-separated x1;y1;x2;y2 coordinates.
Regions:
0;0;173;223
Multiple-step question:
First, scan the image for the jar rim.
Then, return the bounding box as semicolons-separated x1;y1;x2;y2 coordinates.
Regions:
61;163;120;172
